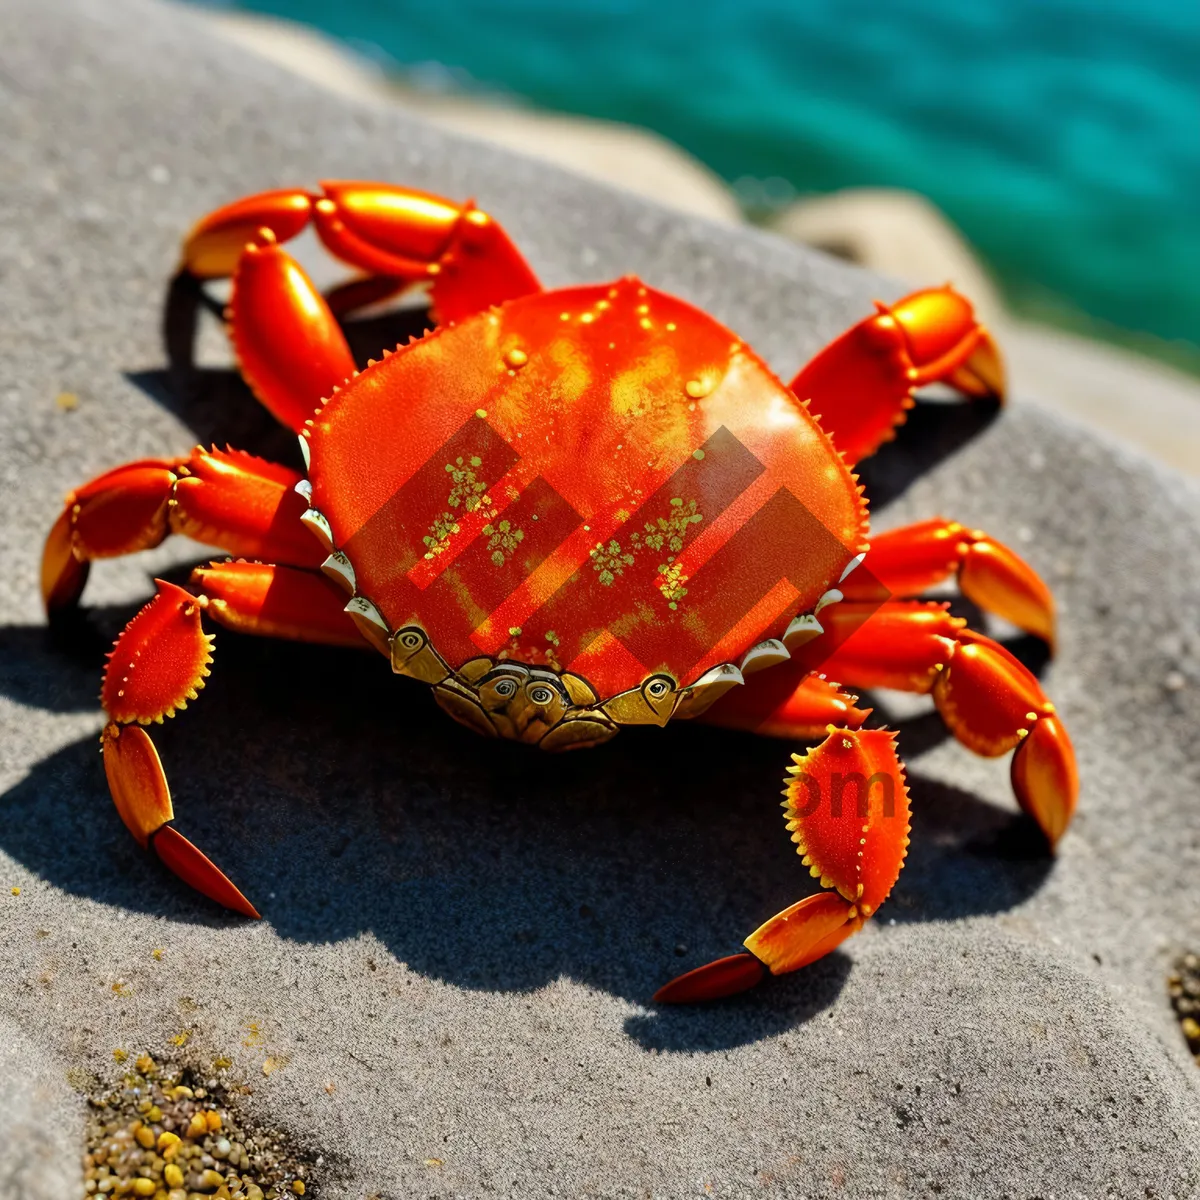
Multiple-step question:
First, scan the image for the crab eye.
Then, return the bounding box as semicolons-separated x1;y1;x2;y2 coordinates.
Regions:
494;678;518;697
399;632;422;649
529;685;555;706
646;679;669;697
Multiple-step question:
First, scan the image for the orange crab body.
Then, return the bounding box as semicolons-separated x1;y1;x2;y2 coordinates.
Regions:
306;278;866;744
43;181;1077;1002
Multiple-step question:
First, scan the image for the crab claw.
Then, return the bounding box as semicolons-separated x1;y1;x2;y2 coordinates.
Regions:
792;284;1004;465
655;727;910;1002
890;288;1004;400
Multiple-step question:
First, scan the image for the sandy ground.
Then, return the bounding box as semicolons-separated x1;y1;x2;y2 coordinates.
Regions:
3;1;1200;1196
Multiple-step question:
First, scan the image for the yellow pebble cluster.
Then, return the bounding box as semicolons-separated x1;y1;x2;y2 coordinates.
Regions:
83;1055;312;1199
1169;952;1200;1064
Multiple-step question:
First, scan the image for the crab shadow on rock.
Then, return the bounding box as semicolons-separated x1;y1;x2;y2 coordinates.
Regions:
0;283;1043;1052
1;602;1051;1052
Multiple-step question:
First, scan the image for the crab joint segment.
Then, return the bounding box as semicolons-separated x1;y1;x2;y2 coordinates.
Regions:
655;726;909;1003
182;181;542;326
1011;714;1078;846
651;953;766;1004
815;603;1078;845
191;561;364;647
101;581;214;725
42;448;323;614
781;727;911;915
839;517;1055;647
790;285;1004;466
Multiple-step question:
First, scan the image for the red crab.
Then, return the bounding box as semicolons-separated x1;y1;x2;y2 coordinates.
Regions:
41;181;1077;1002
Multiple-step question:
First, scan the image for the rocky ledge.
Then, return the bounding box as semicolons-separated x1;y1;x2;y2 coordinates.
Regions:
2;1;1200;1196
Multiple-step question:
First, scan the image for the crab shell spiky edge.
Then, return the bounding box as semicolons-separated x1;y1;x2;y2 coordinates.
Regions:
101;591;216;725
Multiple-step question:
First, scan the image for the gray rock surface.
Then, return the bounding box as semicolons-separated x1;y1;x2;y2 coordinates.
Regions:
0;1019;83;1200
3;1;1200;1196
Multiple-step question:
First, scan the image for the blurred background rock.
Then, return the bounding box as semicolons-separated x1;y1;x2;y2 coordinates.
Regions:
192;3;1200;476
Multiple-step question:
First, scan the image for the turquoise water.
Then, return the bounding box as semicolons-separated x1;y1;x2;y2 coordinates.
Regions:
200;0;1199;350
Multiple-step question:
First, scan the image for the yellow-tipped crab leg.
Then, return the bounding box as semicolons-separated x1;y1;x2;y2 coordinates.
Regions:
656;727;911;1003
101;566;363;918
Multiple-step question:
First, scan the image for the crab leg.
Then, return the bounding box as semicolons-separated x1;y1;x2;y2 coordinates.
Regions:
815;601;1078;844
42;446;322;613
790;286;1004;466
190;560;366;648
102;579;256;917
699;672;872;740
655;727;910;1003
181;181;542;326
102;567;361;917
839;518;1056;647
227;235;357;431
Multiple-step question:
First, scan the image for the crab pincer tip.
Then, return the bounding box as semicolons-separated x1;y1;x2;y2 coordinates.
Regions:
653;952;765;1004
151;825;261;919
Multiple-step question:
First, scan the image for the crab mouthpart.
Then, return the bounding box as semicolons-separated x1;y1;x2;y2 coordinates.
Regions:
431;660;611;748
